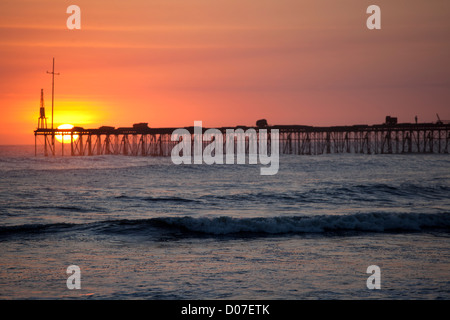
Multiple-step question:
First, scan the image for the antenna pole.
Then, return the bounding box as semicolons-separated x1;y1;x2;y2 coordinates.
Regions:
47;58;60;154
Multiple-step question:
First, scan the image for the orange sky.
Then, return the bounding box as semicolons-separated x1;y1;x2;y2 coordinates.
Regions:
1;0;449;144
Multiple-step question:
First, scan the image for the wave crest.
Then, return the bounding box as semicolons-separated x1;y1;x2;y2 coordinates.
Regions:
159;212;450;235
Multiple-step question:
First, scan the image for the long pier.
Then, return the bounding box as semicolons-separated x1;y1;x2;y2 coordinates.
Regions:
34;121;450;157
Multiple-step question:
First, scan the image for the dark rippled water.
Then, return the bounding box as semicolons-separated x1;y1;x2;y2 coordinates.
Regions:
0;145;449;299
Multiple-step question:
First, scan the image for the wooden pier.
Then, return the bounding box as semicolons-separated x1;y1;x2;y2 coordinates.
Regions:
34;121;450;157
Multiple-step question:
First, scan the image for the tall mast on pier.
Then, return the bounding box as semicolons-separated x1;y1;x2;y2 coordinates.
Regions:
47;57;60;153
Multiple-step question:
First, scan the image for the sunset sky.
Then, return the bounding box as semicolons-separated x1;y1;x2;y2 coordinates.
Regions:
0;0;449;144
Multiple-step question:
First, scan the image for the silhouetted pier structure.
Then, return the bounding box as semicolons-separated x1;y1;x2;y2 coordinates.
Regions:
34;120;450;157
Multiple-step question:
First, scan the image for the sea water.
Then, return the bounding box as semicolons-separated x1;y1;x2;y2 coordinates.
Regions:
0;145;449;299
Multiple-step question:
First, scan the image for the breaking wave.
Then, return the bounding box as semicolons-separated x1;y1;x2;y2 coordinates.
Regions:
1;212;449;239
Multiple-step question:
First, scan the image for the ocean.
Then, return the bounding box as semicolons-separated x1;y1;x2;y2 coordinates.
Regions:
0;145;449;300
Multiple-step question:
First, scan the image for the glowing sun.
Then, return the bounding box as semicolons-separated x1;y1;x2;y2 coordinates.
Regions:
56;124;79;143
